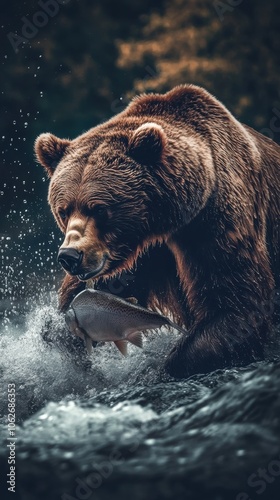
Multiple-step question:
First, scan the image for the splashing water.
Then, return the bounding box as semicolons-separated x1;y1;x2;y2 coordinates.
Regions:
0;285;280;500
0;293;178;425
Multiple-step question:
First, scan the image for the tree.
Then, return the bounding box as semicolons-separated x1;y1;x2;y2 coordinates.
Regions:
117;0;280;139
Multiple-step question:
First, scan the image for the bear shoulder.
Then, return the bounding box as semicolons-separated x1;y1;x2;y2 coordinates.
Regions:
126;84;229;123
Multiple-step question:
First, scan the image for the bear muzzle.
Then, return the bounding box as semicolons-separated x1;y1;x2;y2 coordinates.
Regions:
57;214;111;279
77;253;108;281
57;246;108;281
57;247;84;275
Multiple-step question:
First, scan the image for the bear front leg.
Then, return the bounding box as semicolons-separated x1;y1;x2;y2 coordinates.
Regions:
166;231;275;378
164;312;268;378
59;273;86;312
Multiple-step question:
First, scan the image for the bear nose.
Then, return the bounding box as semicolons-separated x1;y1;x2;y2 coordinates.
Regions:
57;248;83;274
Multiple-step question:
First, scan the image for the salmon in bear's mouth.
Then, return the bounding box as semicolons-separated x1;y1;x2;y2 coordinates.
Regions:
77;255;108;281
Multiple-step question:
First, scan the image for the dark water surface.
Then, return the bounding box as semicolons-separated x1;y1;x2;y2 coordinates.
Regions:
0;293;280;500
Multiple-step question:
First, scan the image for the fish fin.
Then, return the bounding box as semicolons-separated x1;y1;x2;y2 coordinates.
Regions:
114;340;128;357
125;296;138;305
74;327;85;341
127;331;143;349
85;336;93;355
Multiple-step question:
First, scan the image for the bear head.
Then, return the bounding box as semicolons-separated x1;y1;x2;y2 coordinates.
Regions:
34;121;182;281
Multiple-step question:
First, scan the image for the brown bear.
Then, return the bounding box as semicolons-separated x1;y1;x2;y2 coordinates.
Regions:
35;84;280;378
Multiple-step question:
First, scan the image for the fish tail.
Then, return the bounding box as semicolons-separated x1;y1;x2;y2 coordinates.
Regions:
167;320;187;336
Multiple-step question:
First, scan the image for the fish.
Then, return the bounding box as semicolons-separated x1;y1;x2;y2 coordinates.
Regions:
65;289;187;356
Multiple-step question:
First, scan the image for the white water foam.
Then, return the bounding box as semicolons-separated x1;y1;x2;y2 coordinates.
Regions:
0;292;179;423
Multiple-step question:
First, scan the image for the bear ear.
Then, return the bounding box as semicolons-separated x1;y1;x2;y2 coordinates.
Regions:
34;133;71;177
128;122;167;164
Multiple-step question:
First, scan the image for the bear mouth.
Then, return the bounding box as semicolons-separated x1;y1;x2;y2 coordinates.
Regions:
78;255;108;281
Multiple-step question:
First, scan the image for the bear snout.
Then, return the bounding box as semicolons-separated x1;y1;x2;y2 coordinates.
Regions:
57;247;83;275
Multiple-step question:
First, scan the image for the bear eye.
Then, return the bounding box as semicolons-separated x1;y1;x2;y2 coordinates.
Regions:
91;204;108;222
92;204;107;217
58;209;67;221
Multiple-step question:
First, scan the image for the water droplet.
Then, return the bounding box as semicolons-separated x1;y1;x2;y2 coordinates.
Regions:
39;414;48;420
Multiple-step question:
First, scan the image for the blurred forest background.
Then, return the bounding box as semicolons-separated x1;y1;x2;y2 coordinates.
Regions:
1;0;280;316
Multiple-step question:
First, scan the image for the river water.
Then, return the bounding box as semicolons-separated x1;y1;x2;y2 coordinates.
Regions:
0;247;280;500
